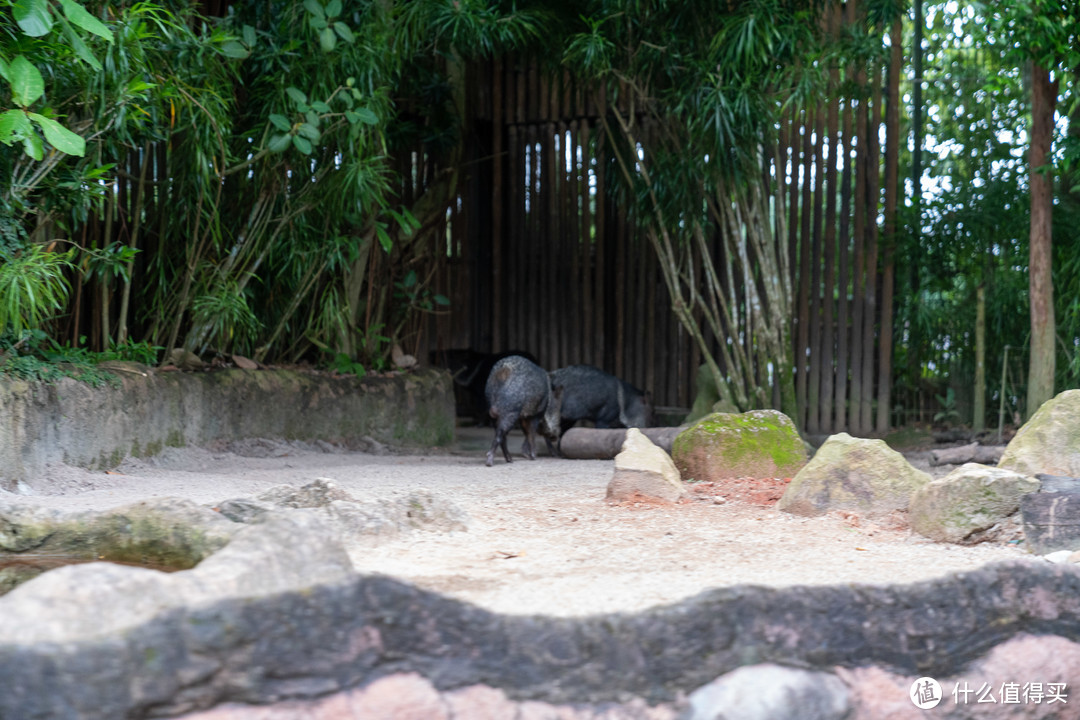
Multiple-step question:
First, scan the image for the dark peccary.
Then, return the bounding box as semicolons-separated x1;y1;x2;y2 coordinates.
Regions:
548;364;653;437
484;355;562;466
430;348;540;425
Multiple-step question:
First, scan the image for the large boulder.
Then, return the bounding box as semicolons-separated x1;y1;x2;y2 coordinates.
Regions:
607;428;687;503
998;389;1080;477
216;478;469;544
0;496;236;564
671;409;806;482
909;463;1040;543
777;433;931;518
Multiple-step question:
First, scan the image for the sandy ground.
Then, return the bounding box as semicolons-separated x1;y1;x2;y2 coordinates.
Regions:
2;428;1035;618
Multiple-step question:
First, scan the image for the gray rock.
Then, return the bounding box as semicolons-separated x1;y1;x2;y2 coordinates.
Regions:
0;496;236;563
256;477;354;508
909;463;1039;543
999;389;1080;477
0;511;351;645
220;481;469;544
607;428;686;503
684;664;850;720
777;432;931;518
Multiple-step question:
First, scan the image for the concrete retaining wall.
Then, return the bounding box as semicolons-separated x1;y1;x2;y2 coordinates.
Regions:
0;366;455;491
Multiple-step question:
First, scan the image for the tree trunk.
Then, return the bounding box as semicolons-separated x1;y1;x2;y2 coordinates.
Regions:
860;64;882;435
820;3;841;433
877;18;902;434
1026;62;1058;418
974;284;987;431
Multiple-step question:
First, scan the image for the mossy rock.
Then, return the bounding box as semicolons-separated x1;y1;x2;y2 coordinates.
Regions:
671;409;806;482
777;432;930;518
909;463;1039;544
998;389;1080;477
0;497;237;568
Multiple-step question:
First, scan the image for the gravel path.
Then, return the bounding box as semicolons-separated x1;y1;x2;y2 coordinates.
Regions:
4;431;1033;617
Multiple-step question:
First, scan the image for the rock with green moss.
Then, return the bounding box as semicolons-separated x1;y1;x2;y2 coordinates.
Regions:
0;497;236;567
671;409;806;482
998;389;1080;477
909;463;1039;544
777;433;930;518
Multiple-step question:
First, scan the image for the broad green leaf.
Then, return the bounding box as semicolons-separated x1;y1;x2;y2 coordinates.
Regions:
304;110;319;127
10;56;44;106
344;110;360;124
13;0;53;37
28;112;85;156
220;40;249;59
303;0;324;20
297;122;320;142
269;113;291;131
403;270;417;288
242;24;256;48
61;20;102;71
286;87;308;106
0;58;9;82
354;107;378;125
58;0;113;42
292;135;312;155
268;133;292;153
319;26;336;52
0;110;33;144
333;22;354;43
310;15;327;30
311;100;331;113
339;91;354;109
326;0;342;18
23;132;43;160
434;294;450;306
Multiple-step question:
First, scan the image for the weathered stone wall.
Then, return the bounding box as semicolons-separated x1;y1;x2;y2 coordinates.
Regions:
0;367;454;490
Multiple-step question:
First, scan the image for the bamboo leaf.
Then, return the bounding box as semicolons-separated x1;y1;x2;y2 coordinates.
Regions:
61;21;102;71
13;0;53;37
57;0;113;42
10;56;45;106
28;112;86;156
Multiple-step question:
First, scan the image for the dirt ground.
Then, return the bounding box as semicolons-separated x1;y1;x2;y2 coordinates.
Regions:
3;427;1035;617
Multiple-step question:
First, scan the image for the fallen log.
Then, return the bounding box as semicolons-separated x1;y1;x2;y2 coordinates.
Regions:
929;443;1005;466
558;427;685;460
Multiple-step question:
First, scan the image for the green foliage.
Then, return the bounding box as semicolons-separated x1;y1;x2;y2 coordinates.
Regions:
190;280;262;354
0;244;74;335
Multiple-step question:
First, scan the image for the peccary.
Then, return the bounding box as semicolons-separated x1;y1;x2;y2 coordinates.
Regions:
484;355;562;466
548;365;653;437
430;348;539;425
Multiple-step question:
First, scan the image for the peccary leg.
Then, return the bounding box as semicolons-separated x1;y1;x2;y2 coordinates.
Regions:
520;417;538;460
487;413;518;466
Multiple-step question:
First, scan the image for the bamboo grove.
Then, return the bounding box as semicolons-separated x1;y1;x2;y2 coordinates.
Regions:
2;0;1079;433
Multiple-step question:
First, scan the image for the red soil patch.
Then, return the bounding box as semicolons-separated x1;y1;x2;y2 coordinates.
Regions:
687;476;792;507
